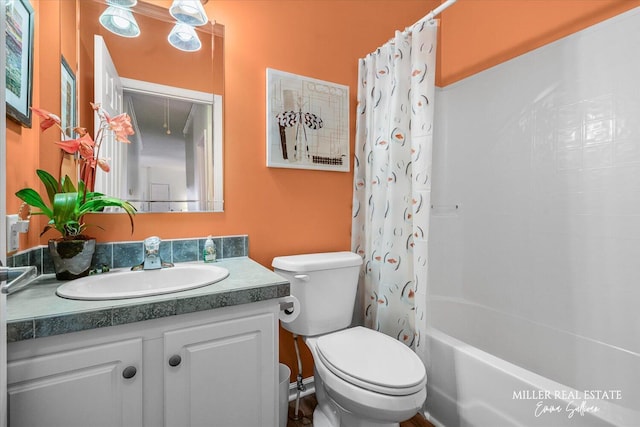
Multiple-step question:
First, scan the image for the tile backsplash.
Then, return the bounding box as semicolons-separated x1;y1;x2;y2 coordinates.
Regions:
7;235;248;275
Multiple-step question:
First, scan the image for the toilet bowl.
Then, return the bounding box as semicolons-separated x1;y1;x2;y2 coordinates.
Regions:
306;327;427;427
273;252;427;427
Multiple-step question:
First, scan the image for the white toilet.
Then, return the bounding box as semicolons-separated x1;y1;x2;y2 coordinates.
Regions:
273;251;427;427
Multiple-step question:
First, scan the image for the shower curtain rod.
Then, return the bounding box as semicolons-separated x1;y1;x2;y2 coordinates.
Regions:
370;0;457;54
415;0;457;27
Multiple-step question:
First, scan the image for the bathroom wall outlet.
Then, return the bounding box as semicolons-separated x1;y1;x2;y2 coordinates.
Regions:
7;214;19;252
6;214;29;252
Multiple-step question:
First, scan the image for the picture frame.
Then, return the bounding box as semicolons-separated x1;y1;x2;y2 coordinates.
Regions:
5;0;34;128
266;68;350;172
61;56;76;138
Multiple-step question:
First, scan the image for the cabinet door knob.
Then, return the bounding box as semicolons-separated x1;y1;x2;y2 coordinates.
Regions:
168;354;182;367
122;366;137;379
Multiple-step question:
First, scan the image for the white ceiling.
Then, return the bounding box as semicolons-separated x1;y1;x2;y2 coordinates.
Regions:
125;90;196;168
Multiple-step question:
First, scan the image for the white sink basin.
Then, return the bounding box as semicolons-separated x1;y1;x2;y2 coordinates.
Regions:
56;264;229;300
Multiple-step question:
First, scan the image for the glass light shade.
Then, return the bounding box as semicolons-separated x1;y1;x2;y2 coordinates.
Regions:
106;0;138;7
169;0;208;27
168;23;202;52
99;6;140;38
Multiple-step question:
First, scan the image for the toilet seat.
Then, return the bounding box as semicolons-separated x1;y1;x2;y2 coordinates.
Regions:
315;326;426;396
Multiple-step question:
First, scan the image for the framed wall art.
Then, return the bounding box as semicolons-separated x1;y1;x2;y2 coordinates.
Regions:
61;56;76;138
5;0;34;128
266;68;349;172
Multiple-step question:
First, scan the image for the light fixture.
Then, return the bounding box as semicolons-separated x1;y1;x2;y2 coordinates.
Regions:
106;0;138;7
99;6;140;38
163;99;172;135
168;23;202;52
169;0;209;27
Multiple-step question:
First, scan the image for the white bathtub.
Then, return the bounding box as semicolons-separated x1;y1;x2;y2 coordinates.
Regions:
423;299;640;427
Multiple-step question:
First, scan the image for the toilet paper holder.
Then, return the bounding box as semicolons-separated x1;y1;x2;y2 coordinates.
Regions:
278;296;300;322
280;300;295;315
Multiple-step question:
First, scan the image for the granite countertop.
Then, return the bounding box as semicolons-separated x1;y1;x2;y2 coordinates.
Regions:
6;257;289;343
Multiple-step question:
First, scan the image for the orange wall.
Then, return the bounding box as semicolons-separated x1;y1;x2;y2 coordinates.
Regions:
7;0;639;380
79;1;216;92
438;0;640;86
87;0;437;265
6;0;67;247
77;0;218;139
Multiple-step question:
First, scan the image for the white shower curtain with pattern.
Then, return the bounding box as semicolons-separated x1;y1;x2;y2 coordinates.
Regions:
351;20;437;358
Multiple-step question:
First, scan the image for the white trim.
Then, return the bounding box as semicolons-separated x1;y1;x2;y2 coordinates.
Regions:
212;94;224;212
1;1;7;262
423;409;447;427
288;376;315;402
1;2;8;425
121;78;214;104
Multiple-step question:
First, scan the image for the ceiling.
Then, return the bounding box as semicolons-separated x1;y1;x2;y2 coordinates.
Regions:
125;91;196;168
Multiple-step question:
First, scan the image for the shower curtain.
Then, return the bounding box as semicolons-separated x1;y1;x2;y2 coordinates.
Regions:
351;20;437;357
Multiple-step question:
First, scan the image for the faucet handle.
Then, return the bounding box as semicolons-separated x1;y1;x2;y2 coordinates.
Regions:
1;265;38;294
144;236;161;253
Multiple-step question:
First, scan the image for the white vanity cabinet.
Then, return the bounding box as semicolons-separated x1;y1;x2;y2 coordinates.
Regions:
7;301;279;427
7;338;143;427
164;312;277;426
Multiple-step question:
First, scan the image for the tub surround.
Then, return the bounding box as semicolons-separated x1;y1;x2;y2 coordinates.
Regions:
427;9;640;426
7;251;289;342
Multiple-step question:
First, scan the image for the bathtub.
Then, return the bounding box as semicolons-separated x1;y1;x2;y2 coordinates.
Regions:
423;299;640;427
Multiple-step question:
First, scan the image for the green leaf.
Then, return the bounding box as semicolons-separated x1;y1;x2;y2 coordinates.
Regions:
15;188;53;217
36;169;60;205
61;175;77;193
77;180;86;196
84;191;104;200
80;197;137;234
52;192;80;234
17;170;137;238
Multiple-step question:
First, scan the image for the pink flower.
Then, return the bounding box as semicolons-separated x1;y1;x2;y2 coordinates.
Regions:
32;101;135;192
54;139;80;154
78;134;96;159
106;112;134;144
54;134;95;158
31;107;61;132
97;158;110;172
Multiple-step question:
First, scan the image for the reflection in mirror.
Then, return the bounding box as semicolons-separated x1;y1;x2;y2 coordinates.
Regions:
122;80;222;212
79;0;223;212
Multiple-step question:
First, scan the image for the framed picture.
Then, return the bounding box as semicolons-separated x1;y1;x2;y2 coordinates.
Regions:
61;56;76;138
5;0;34;128
266;68;349;172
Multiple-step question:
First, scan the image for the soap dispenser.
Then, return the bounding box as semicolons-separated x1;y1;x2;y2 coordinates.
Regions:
203;236;216;263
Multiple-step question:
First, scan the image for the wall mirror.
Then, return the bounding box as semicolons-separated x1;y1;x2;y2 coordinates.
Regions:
78;0;224;212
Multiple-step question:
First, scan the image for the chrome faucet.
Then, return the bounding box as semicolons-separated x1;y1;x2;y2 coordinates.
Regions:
143;236;162;270
1;264;38;295
132;236;174;271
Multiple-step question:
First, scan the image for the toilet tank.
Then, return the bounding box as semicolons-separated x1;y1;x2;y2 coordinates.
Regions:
272;252;362;337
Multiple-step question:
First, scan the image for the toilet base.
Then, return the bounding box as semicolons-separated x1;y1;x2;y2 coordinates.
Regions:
311;405;333;427
312;367;403;427
313;400;400;427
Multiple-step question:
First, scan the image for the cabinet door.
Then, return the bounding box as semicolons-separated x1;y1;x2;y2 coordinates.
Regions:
164;312;276;427
8;338;143;427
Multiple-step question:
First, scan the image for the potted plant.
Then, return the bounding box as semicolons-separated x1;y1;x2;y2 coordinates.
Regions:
16;104;136;280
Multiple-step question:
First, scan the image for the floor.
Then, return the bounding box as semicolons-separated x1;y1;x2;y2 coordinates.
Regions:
286;394;435;427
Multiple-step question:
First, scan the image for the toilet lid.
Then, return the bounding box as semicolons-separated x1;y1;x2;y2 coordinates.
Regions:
316;327;426;396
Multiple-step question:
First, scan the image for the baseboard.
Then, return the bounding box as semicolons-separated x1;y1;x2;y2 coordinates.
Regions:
288;376;315;402
423;409;446;427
